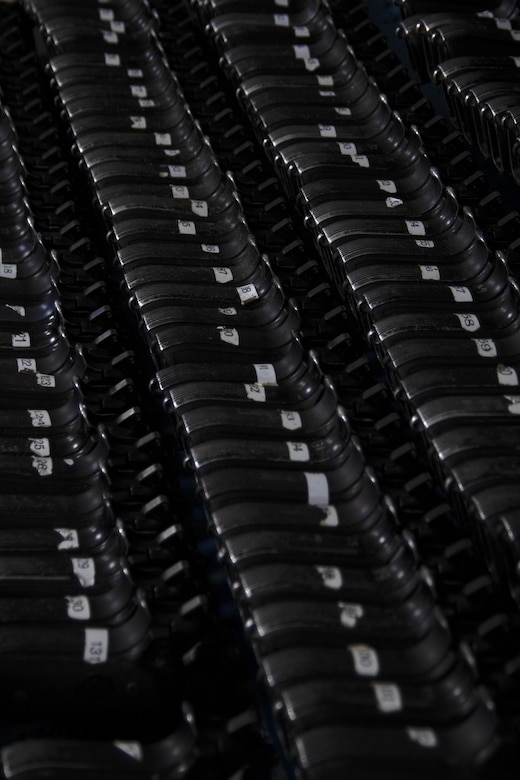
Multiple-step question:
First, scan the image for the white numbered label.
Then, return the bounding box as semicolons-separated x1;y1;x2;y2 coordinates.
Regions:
17;358;36;372
178;220;195;234
304;472;329;505
244;383;266;402
0;263;16;278
505;395;520;414
37;373;55;388
274;13;289;25
455;313;480;332
28;437;50;456
156;132;172;146
171;184;189;198
32;456;52;476
102;30;118;44
12;332;30;347
474;338;497;358
293;44;311;59
28;409;51;428
218;327;239;346
72;558;96;588
202;243;220;254
338;141;358;156
318;124;336;138
130;84;147;98
405;220;426;236
305;57;320;71
66;596;91;620
286;441;310;461
294;25;310;37
130;115;146;129
352;154;369;167
237;284;259;304
406;728;438;748
339;602;363;626
386;197;403;208
99;8;115;20
319;505;338;527
84;628;108;664
191;200;208;217
317;75;333;86
497;364;519;386
280;410;302;430
111;20;126;34
104;53;121;66
166;165;186;178
56;529;79;550
373;683;402;713
349;644;379;676
450;285;472;302
218;307;236;316
254;363;277;385
419;264;440;280
315;566;343;590
377;179;397;193
212;266;232;282
334;106;352;116
416;239;435;248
